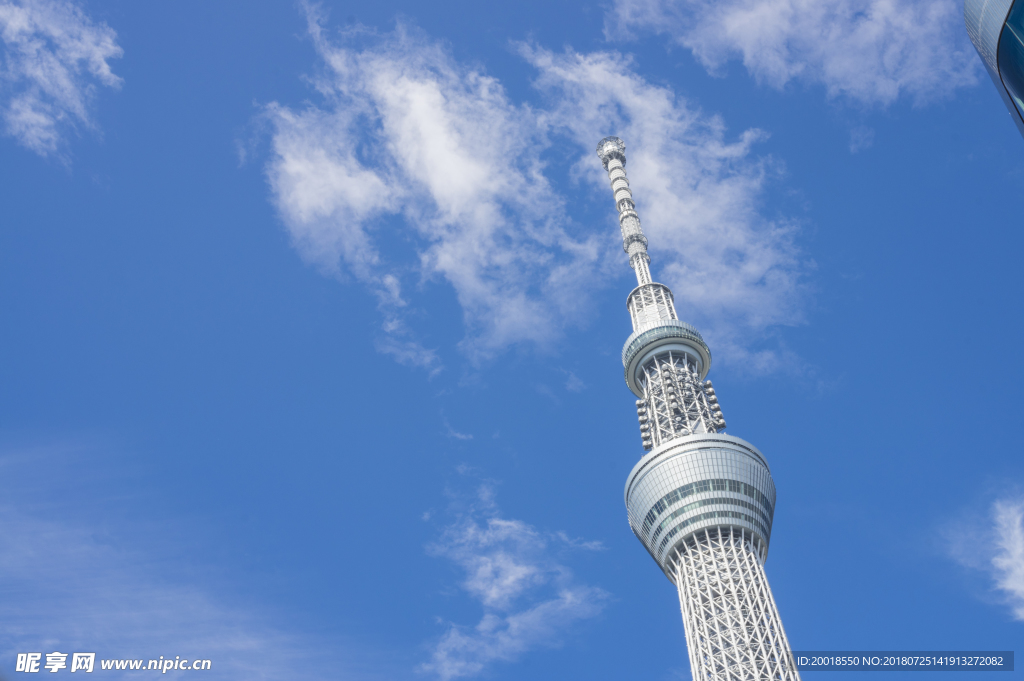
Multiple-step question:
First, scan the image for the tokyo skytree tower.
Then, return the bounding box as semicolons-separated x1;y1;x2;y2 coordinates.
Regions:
597;137;799;681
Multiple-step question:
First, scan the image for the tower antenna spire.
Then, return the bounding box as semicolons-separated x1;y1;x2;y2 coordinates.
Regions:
596;136;653;286
599;137;801;681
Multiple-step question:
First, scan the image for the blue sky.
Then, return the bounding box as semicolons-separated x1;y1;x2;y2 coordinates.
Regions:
1;0;1022;679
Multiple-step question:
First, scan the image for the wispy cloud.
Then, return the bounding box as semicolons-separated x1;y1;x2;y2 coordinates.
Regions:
605;0;978;106
0;444;397;681
563;371;585;392
524;44;808;370
444;418;473;440
422;485;607;680
849;125;874;153
946;494;1024;622
377;332;443;375
0;0;122;157
0;507;312;680
266;10;808;372
992;498;1024;620
265;11;604;365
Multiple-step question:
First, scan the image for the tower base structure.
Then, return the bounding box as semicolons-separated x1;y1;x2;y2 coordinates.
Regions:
625;435;800;681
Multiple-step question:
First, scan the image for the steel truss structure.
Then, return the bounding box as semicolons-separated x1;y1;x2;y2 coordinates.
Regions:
674;528;798;681
597;136;800;681
636;351;724;450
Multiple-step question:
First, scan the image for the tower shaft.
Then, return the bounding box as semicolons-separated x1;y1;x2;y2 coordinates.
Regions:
675;529;797;681
598;137;799;681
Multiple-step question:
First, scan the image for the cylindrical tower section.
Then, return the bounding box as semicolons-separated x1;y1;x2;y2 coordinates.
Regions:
622;319;712;393
627;283;678;332
625;434;799;681
624;434;775;577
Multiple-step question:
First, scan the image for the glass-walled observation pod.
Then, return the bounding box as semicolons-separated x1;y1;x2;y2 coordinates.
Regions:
966;0;1024;138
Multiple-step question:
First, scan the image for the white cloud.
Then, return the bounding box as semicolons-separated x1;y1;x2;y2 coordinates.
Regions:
422;487;607;680
265;13;604;364
849;125;874;153
524;45;806;369
0;508;308;680
0;0;122;156
444;418;473;440
946;494;1024;622
0;445;397;681
992;498;1024;620
267;12;808;371
563;371;586;392
605;0;978;106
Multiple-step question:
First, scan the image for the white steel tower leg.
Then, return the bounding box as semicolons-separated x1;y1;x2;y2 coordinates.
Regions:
674;529;798;681
598;137;800;681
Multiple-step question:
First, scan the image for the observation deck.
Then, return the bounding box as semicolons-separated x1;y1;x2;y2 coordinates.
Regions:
624;433;776;582
622;317;711;397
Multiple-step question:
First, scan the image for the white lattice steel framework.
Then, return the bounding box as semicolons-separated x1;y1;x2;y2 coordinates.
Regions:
597;137;799;681
675;528;797;681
